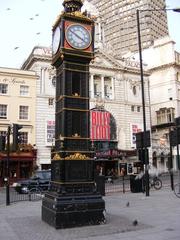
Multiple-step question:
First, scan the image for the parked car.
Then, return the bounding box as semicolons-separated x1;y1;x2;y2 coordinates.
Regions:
13;170;51;194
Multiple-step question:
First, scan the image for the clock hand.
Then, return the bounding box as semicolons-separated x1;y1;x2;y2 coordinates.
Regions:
69;29;86;43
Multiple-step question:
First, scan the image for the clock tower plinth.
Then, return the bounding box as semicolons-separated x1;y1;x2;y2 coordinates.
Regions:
42;0;105;228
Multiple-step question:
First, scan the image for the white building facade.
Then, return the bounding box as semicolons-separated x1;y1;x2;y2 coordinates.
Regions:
21;45;150;171
141;37;180;171
22;46;56;169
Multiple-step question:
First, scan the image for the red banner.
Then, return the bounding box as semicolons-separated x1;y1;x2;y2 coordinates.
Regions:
90;111;110;140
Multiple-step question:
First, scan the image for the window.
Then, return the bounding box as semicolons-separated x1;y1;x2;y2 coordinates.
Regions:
20;132;28;144
168;88;172;100
0;104;7;119
104;85;108;96
131;105;135;112
137;106;141;112
0;84;8;94
19;106;29;120
177;72;180;82
0;131;7;136
94;83;98;96
156;108;175;124
48;98;54;106
132;86;136;95
52;76;56;87
20;85;29;96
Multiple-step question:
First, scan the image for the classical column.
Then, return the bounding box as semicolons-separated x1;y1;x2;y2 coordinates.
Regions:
40;67;46;94
90;74;94;99
101;75;105;99
43;67;47;94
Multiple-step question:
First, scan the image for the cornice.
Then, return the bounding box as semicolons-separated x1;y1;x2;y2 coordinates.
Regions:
149;62;180;72
90;64;149;76
0;69;37;79
22;55;52;70
92;48;150;76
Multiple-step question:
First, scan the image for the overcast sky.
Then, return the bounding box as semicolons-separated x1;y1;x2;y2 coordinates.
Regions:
0;0;179;69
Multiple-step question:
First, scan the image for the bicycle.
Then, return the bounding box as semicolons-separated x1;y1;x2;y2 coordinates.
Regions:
149;176;162;190
173;183;180;198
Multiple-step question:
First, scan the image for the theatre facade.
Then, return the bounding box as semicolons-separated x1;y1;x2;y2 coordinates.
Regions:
88;48;150;176
21;46;150;175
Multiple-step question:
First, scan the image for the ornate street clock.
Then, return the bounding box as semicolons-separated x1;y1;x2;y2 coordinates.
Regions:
42;0;105;228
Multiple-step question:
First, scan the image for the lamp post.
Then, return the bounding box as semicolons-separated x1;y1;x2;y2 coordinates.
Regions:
5;126;11;206
136;7;180;197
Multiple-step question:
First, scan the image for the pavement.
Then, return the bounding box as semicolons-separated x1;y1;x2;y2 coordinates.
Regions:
0;187;179;240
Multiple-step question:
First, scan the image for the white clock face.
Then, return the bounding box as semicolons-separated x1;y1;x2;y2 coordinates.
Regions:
52;26;61;55
65;24;91;50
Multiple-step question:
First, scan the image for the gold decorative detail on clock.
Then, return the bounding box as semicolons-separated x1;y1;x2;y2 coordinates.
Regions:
53;153;63;160
72;133;80;137
73;93;80;97
65;152;89;160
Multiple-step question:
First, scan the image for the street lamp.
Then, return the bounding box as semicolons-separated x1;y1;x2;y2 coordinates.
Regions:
136;7;180;197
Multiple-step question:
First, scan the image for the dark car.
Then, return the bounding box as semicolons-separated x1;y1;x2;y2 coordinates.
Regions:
13;170;51;194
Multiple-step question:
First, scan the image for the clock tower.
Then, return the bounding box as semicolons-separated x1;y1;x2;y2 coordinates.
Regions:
42;0;105;228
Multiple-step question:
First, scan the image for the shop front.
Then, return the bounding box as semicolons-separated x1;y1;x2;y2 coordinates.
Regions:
94;149;137;177
0;150;37;186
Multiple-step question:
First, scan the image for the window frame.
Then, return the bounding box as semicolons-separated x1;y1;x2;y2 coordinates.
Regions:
19;132;28;144
0;83;8;95
48;98;54;106
0;104;8;119
19;105;29;120
20;85;29;96
156;108;175;125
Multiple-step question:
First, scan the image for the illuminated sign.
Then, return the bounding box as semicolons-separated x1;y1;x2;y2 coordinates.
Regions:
90;111;110;140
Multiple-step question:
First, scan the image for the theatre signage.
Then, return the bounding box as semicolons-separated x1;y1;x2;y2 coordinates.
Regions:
90;111;110;140
95;149;136;159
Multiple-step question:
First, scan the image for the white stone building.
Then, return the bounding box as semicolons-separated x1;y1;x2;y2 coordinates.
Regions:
133;36;180;171
90;48;150;151
22;46;56;169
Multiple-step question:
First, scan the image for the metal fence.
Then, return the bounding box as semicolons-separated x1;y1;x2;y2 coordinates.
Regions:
0;186;43;205
0;179;129;205
0;172;177;205
105;176;130;194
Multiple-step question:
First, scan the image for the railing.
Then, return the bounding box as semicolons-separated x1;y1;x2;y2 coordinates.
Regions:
0;173;178;205
0;186;44;204
105;176;130;194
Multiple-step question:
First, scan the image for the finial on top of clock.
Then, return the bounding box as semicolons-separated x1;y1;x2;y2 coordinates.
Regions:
63;0;83;13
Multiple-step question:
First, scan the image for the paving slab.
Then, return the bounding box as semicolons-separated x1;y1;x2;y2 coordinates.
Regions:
0;188;179;240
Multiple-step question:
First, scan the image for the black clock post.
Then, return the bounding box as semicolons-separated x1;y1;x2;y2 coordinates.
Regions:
42;0;105;228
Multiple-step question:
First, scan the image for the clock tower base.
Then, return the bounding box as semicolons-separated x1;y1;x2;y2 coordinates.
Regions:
42;182;105;229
